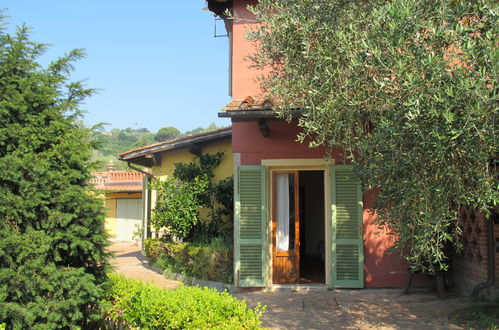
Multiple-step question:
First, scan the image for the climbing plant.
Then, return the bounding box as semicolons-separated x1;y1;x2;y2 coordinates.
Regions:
247;0;497;273
151;152;234;242
150;176;209;239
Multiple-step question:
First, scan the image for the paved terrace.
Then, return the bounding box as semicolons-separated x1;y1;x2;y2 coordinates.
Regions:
111;242;472;329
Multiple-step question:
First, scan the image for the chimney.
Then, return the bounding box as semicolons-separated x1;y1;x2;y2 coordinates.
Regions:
107;161;115;172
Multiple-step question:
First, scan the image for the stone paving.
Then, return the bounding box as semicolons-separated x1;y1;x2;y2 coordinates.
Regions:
111;242;473;329
235;289;472;329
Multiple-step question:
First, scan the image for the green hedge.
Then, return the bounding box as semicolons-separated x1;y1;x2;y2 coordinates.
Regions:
145;238;233;283
104;274;264;329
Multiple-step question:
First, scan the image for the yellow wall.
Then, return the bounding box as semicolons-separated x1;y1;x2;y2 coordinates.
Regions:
147;138;233;233
104;192;142;238
152;138;233;181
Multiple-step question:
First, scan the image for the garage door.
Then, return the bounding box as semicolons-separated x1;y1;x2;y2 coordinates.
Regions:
116;199;143;241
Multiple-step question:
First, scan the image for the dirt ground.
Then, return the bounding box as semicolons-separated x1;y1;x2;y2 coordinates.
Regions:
111;242;474;329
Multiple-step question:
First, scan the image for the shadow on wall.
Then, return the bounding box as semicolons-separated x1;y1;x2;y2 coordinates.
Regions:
362;188;431;288
453;208;491;294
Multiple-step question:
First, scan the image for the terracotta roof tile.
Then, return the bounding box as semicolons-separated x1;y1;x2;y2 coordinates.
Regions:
90;171;144;192
222;96;277;111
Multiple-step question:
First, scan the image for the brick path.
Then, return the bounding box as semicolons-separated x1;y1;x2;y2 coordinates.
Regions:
110;242;472;329
109;242;179;289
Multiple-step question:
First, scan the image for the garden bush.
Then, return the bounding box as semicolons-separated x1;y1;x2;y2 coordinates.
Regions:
104;274;264;329
150;152;234;243
145;238;233;283
0;18;109;328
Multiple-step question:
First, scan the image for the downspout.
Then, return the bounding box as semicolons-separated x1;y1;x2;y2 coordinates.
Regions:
127;162;155;251
472;214;495;299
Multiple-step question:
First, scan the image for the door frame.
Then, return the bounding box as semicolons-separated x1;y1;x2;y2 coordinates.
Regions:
263;158;332;286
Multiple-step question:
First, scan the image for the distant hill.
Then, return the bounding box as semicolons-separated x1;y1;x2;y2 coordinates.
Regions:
92;127;155;171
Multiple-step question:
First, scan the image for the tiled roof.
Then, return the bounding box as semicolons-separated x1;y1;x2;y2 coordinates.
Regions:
222;96;276;111
119;127;231;157
217;97;302;119
90;171;144;192
118;126;232;167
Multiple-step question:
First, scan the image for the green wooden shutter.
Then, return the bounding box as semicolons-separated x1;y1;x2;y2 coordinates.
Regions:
331;165;364;288
234;165;267;287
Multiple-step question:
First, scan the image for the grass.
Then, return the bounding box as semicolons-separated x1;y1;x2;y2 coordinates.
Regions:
449;304;499;329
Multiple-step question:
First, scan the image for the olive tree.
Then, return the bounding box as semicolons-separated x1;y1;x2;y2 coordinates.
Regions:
247;0;497;272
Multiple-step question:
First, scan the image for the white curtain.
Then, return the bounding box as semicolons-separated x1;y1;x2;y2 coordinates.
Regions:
276;174;289;251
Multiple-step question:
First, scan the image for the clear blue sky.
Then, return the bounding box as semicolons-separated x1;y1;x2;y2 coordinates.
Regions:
2;1;231;133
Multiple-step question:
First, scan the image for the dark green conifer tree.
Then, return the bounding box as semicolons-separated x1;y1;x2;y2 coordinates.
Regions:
0;19;110;328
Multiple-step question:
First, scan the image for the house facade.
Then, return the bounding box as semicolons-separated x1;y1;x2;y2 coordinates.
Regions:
206;0;413;289
118;127;233;240
90;166;144;242
205;0;497;294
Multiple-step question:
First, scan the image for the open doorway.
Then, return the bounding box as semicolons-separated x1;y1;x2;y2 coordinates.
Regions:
272;170;325;284
299;171;325;283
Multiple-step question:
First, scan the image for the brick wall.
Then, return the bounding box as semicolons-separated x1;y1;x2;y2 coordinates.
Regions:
453;207;498;297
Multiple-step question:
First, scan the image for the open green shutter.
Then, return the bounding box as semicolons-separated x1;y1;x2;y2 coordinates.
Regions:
331;165;364;288
235;165;267;287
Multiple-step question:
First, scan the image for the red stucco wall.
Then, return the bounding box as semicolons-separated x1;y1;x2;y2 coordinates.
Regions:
232;0;266;100
229;0;431;289
362;189;427;287
232;120;330;164
233;119;430;288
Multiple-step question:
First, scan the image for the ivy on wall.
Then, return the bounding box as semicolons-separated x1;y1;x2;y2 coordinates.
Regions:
150;152;234;242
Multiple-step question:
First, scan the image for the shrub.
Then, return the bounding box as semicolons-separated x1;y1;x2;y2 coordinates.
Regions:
145;238;233;283
104;274;264;329
150;175;209;239
144;238;167;264
150;152;234;243
0;19;109;328
449;304;499;329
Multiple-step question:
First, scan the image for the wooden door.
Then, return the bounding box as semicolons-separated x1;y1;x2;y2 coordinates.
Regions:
272;171;300;283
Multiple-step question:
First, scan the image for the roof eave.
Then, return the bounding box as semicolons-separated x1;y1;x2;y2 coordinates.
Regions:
206;0;232;16
218;109;303;119
96;188;143;193
118;128;232;166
